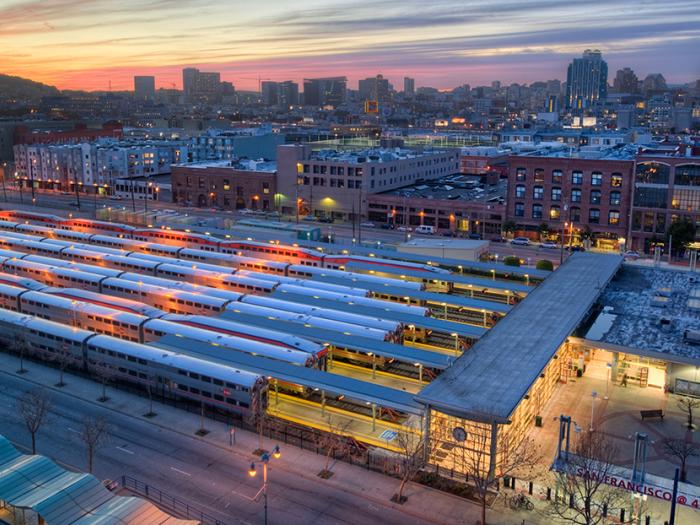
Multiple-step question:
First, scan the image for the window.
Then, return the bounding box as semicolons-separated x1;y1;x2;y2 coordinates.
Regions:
551;187;562;201
534;169;545;182
571;189;582;202
516;168;526;181
532;204;543;219
634;187;668;208
552;170;563;184
635;162;670;184
591;172;603;186
514;202;525;217
610;191;621;206
674;164;700;187
589;209;600;224
570;207;581;222
572;171;583;185
533;186;544;200
608;211;620;225
550;205;561;220
515;185;525;198
611;173;623;187
590;190;601;205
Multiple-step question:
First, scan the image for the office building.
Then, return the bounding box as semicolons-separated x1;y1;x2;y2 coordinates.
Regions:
403;77;415;96
182;67;221;98
171;159;276;210
302;77;347;107
277;144;459;220
260;81;299;107
358;74;391;105
134;76;156;101
612;67;638;93
565;49;608;109
261;81;278;106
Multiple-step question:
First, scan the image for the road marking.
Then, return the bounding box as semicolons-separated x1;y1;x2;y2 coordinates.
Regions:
67;427;80;434
116;446;134;455
170;466;191;477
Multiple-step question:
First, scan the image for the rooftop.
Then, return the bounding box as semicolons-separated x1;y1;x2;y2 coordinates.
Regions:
308;148;451;164
513;143;638;161
587;265;700;360
175;159;277;172
416;252;622;423
378;174;506;203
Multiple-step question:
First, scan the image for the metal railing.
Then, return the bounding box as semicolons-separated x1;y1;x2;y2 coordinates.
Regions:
120;475;231;525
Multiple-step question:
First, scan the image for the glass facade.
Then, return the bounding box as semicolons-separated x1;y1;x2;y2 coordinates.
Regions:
634;186;668;208
635;162;670;184
672;188;700;212
674;164;700;186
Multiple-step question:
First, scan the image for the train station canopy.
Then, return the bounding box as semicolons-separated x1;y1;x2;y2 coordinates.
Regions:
416;253;623;423
0;435;197;525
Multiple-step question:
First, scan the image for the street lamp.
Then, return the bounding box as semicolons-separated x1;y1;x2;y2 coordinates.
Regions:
590;391;598;432
248;445;281;525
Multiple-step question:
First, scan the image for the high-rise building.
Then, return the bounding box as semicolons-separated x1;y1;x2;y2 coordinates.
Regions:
565;49;608;109
182;68;199;97
642;74;667;95
302;77;347;107
403;77;415;96
278;81;299;107
134;76;155;101
358;74;391;105
613;68;639;93
261;81;278;106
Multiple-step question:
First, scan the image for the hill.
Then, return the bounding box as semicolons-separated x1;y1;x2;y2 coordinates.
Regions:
0;74;60;99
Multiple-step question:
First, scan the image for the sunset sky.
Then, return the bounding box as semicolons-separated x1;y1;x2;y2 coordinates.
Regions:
1;0;699;92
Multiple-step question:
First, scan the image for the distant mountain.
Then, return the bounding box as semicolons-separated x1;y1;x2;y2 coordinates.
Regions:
0;74;60;99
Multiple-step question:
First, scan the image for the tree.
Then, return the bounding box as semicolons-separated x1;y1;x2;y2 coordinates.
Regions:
53;342;72;387
667;218;696;258
536;259;554;271
502;220;516;236
92;362;113;402
80;416;110;473
663;438;699;482
459;430;539;525
503;256;521;267
315;416;353;479
581;226;593;241
15;334;29;374
547;431;628;525
393;424;424;504
18;389;52;454
677;396;700;430
538;222;550;240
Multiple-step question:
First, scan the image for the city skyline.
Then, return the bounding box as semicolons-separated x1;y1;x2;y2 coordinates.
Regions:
1;0;699;92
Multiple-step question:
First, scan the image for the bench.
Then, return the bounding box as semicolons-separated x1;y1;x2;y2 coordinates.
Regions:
640;409;664;420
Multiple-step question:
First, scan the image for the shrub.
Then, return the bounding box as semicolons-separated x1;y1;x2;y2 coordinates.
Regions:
536;259;554;271
503;256;521;267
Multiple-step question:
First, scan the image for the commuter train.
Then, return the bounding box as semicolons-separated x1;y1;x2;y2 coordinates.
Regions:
0;308;266;415
0;284;323;366
0;211;449;276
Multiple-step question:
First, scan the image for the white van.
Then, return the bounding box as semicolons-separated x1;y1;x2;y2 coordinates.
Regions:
415;225;435;235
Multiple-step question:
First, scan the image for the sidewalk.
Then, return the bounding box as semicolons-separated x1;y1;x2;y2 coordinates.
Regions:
0;351;547;525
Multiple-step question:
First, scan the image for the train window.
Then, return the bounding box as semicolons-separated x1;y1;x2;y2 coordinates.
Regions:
239;401;249;408
226;398;237;405
190;387;200;395
214;394;224;401
201;376;211;383
202;391;212;398
190;372;200;380
178;369;187;375
213;378;223;386
177;384;187;391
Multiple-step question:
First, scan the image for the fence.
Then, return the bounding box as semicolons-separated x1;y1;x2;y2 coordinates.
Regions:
121;475;231;525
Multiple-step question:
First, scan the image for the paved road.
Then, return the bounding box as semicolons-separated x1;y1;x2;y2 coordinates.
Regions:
0;371;434;525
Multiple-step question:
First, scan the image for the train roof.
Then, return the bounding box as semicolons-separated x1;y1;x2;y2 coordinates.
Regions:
0;308;94;341
118;272;245;301
163;314;324;354
2;238;64;253
45;288;166;318
289;264;424;291
240;295;400;332
17;256;123;278
21;290;148;323
274;284;430;316
103;254;160;270
156;257;236;274
0;248;26;259
102;278;232;307
157;335;421;414
0;219;19;229
90;335;262;387
219;310;452;369
61;243;127;256
265;291;488;339
0;282;26;295
0;271;46;290
66;218;136;231
89;235;142;247
225;301;389;340
143;318;314;364
325;254;452;274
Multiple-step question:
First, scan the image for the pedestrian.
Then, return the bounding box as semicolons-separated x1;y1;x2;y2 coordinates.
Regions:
621;373;628;387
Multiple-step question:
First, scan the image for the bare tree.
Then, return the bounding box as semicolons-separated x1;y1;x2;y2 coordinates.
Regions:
53;342;72;387
92;362;113;402
547;431;628;525
459;430;540;525
663;438;699;483
18;389;52;454
144;376;157;417
677;396;700;430
15;334;29;374
80;416;110;473
315;417;353;479
392;424;425;504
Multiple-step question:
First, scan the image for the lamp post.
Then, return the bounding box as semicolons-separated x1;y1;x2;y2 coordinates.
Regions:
93;183;98;218
605;363;612;400
145;182;153;215
590;391;598;431
1;162;7;202
248;445;281;525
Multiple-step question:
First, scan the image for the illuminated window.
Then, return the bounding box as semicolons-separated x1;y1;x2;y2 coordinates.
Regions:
608;211;620;225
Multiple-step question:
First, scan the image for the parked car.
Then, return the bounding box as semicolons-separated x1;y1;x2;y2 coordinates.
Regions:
491;236;507;243
302;215;318;222
379;223;394;230
415;225;436;235
624;250;641;260
360;221;376;228
468;233;483;240
510;237;530;246
108;195;123;201
567;245;586;252
318;216;334;223
396;225;412;232
540;241;559;249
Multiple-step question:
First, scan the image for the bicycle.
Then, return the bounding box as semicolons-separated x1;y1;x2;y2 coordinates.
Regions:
508;493;534;511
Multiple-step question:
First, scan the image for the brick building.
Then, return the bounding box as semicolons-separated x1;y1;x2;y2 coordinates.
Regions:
13;122;122;146
505;149;635;249
171;160;276;210
630;145;700;252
